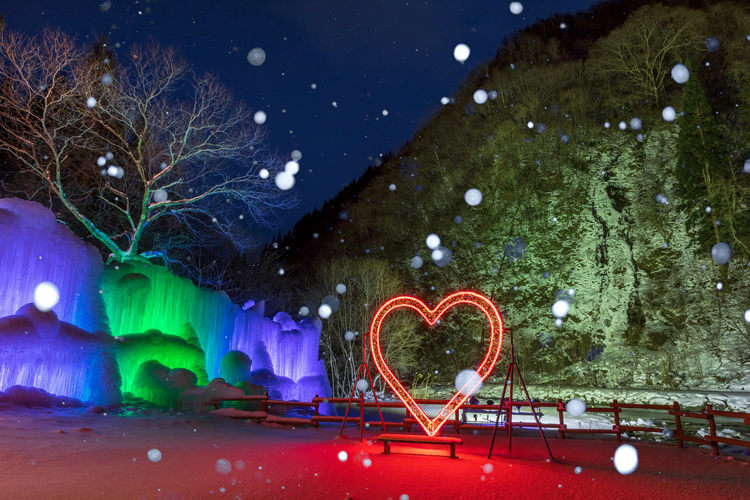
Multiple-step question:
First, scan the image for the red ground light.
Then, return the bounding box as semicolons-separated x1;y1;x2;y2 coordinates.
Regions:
1;406;748;500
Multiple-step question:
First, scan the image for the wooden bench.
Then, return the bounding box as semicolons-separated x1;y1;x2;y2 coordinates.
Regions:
377;433;463;459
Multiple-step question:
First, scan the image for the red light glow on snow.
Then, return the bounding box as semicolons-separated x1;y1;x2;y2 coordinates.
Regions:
369;291;504;436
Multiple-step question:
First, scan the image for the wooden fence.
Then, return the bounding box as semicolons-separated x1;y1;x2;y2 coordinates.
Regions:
206;395;750;457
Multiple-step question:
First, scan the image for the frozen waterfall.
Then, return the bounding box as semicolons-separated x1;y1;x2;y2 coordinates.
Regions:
232;308;323;384
0;199;331;406
101;262;235;379
0;198;108;334
0;305;121;405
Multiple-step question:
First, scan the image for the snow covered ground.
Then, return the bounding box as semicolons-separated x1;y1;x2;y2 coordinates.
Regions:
405;383;750;456
2;400;750;500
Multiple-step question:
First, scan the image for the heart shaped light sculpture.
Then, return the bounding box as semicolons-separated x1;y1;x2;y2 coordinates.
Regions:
370;291;504;436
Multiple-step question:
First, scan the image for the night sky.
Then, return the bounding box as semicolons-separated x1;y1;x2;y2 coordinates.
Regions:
2;0;601;237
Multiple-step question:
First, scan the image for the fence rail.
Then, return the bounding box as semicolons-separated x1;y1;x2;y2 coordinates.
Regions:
205;395;750;457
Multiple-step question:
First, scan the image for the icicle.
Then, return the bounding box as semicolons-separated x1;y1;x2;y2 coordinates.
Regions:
101;262;234;378
0;310;120;404
0;199;108;333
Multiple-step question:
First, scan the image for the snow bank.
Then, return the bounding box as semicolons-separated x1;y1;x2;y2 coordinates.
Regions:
0;385;85;408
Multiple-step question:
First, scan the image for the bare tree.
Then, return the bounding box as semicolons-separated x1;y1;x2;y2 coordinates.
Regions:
300;256;422;397
588;4;704;106
0;28;296;265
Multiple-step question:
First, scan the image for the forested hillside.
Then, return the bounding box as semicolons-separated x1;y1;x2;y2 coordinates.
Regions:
239;0;750;395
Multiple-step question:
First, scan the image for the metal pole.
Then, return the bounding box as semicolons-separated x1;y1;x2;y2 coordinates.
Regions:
360;334;366;442
340;332;388;440
507;328;514;453
363;331;388;435
487;328;555;461
487;359;513;459
339;363;363;436
513;363;554;460
363;352;388;432
360;376;365;442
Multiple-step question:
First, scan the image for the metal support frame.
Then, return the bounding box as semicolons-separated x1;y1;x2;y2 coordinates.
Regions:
339;332;388;441
487;328;555;460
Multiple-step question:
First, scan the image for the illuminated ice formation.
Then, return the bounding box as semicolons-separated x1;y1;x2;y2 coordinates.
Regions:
246;368;296;400
113;328;209;395
0;304;121;404
132;360;199;408
105;268;332;405
0;198;108;333
0;200;332;407
101;262;235;379
295;360;333;404
219;350;252;385
231;307;332;406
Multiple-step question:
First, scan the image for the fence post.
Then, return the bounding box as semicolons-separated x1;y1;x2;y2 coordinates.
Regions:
613;399;621;442
557;398;566;440
674;401;684;449
705;404;720;456
314;394;319;417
